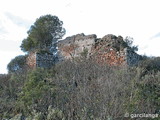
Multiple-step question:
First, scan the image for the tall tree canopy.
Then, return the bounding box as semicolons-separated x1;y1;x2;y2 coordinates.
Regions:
20;14;66;52
7;55;27;73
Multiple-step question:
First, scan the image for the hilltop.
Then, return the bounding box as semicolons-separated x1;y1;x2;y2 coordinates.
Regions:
1;15;159;120
26;33;141;69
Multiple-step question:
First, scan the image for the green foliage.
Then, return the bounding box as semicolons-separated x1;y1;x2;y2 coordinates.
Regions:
30;110;43;120
7;55;27;74
139;57;160;76
124;36;138;52
19;68;56;115
47;106;64;120
20;14;66;52
80;48;88;58
137;73;160;112
10;113;23;120
19;106;64;120
20;69;44;105
0;74;21;119
1;57;160;119
53;60;160;119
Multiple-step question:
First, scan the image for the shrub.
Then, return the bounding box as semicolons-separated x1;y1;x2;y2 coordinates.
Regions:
19;68;56;115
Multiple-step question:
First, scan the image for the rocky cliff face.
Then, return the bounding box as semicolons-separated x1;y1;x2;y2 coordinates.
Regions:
27;33;141;68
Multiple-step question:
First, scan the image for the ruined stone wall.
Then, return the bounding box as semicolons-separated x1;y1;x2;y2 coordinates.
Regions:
27;52;55;68
26;52;36;69
27;33;141;68
58;34;141;66
36;53;55;68
58;33;97;59
93;47;126;65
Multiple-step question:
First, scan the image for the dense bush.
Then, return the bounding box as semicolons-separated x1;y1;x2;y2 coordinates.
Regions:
7;55;28;74
1;58;160;120
18;68;57;117
138;57;160;76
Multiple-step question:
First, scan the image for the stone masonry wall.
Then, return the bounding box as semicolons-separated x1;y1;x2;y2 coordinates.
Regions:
27;33;141;68
58;33;97;59
26;52;36;69
27;52;55;68
58;34;141;66
36;53;55;68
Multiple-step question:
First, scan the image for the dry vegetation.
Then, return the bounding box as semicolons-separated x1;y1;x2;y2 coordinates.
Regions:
0;57;160;120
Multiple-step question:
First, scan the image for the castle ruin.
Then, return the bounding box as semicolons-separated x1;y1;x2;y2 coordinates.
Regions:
26;33;141;68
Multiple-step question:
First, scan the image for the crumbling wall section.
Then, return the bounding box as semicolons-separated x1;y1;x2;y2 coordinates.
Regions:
27;52;55;68
92;34;128;66
27;33;141;68
36;53;55;68
58;34;141;66
93;47;126;65
26;52;36;69
58;33;97;59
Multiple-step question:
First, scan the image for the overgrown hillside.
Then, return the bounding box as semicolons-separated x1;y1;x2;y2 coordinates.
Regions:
0;14;160;120
0;57;160;120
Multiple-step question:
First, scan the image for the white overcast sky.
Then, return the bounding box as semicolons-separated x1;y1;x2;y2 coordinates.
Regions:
0;0;160;73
